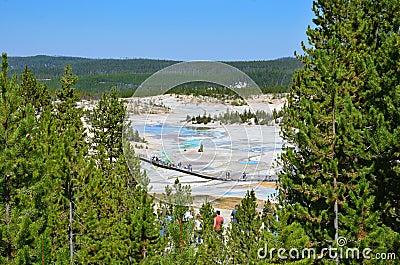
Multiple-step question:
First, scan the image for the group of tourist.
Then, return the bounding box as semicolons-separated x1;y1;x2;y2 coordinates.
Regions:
150;155;278;182
158;209;227;244
158;201;279;245
150;155;193;171
159;211;204;244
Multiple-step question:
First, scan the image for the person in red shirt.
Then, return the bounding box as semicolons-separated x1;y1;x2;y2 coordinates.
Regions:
214;210;224;232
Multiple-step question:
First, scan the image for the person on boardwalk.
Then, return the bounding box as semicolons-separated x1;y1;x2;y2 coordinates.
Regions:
230;205;238;224
242;172;247;180
214;210;224;233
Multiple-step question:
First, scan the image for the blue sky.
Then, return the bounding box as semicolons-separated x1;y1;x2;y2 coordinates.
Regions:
1;0;314;61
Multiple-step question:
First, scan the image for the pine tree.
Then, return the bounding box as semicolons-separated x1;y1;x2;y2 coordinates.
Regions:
78;87;162;263
91;87;125;164
128;185;163;262
227;190;263;264
258;204;311;264
0;53;41;263
198;143;204;152
199;201;214;232
78;87;131;262
158;178;196;262
20;66;51;114
43;65;92;263
279;0;400;262
31;108;57;264
196;201;227;264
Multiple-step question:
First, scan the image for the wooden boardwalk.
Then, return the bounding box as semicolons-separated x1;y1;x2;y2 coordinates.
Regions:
139;156;278;182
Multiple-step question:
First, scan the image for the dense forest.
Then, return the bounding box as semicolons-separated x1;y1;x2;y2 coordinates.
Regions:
1;0;400;264
8;56;302;97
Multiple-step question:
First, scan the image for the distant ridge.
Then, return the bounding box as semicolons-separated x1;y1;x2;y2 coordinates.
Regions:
7;55;302;94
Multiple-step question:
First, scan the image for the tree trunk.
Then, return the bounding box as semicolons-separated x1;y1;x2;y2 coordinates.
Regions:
5;174;11;260
332;90;339;265
178;219;183;253
69;184;74;263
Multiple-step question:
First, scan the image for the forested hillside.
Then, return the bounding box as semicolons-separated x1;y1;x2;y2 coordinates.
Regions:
8;56;302;96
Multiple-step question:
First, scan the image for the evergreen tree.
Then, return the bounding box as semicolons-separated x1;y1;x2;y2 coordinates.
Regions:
91;87;125;164
159;178;196;262
128;185;163;263
198;143;204;152
199;201;214;232
0;53;42;263
196;201;227;264
44;65;92;263
77;152;161;264
228;190;263;264
78;87;162;263
279;0;400;262
20;66;51;114
259;204;311;264
32;107;59;265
